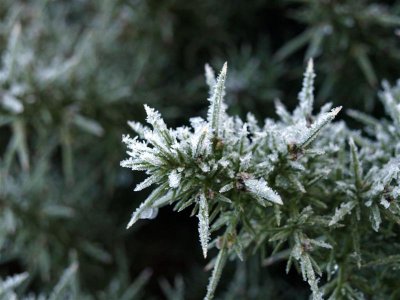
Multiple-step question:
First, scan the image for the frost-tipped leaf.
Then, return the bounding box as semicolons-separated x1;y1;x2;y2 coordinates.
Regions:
379;81;400;128
205;63;216;94
297;59;315;117
207;62;227;137
134;174;159;191
292;234;323;300
275;100;292;124
144;105;166;130
0;272;28;295
329;201;357;226
244;178;283;205
1;94;24;114
300;254;322;300
127;121;149;138
308;239;332;249
205;246;228;300
191;125;212;158
298;106;342;149
197;193;210;258
143;105;174;148
380;158;400;186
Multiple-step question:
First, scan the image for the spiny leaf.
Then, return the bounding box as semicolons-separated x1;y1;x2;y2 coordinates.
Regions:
298;106;342;149
297;59;315;117
204;246;227;300
207;62;227;137
198;193;210;259
244;178;283;205
370;204;381;232
329;201;357;226
205;63;216;94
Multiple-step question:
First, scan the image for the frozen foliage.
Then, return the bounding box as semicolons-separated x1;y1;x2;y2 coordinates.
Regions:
296;106;342;149
244;178;282;205
0;272;28;298
296;59;315;118
121;59;400;300
198;193;210;259
122;61;345;299
207;62;227;137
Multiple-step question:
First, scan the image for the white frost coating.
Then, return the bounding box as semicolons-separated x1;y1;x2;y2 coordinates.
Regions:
302;255;322;300
380;158;400;185
291;234;323;300
191;125;211;158
205;246;227;300
138;152;163;166
380;197;390;209
205;63;216;93
134;174;158;191
168;170;181;188
329;201;356;226
190;116;207;129
275;100;292;123
199;162;211;173
197;193;210;258
1;94;24;114
244;178;283;205
144;130;170;154
118;62;353;300
218;158;230;168
1;272;28;291
240;153;252;171
380;82;400;127
219;182;234;193
207;62;227;137
127;120;148;137
393;186;400;199
297;59;315;117
144;105;165;129
309;239;332;249
297;106;342;149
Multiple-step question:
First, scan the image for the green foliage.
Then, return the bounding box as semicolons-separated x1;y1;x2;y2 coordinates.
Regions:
1;0;400;298
0;0;154;297
122;63;400;299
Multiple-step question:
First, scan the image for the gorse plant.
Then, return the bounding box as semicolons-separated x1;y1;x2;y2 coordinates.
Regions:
121;61;332;299
122;61;400;299
2;0;400;298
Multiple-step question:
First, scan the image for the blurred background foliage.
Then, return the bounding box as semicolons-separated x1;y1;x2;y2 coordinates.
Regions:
0;0;399;298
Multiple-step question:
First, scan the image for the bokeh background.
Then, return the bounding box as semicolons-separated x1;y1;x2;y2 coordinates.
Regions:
0;0;399;299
